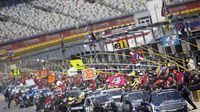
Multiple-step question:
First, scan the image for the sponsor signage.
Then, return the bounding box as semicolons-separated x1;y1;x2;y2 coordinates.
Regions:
165;0;197;7
161;33;180;47
0;16;135;53
167;0;200;14
82;68;97;81
114;38;129;49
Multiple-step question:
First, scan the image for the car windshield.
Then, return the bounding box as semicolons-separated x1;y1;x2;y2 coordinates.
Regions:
16;86;24;90
128;92;147;101
54;90;61;93
26;85;37;89
43;89;50;93
93;95;112;104
107;89;123;96
66;91;81;97
88;91;100;96
151;91;182;105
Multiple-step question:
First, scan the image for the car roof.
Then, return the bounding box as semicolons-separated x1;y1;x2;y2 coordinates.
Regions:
67;90;81;92
128;90;145;94
101;88;122;92
152;89;178;94
123;90;143;94
88;94;109;99
87;90;100;94
122;90;146;97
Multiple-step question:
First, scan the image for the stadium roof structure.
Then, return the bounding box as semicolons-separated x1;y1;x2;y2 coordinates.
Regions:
0;0;149;43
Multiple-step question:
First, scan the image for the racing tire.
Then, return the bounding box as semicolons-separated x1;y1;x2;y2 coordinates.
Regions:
183;106;189;112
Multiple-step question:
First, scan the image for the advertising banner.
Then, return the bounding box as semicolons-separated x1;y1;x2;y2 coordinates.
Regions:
161;33;180;47
114;38;129;50
164;0;197;6
0;16;135;52
167;0;200;14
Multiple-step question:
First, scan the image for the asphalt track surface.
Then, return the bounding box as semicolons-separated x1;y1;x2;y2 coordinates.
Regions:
0;94;199;112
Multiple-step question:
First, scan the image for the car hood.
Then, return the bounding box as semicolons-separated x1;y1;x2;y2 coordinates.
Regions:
154;100;186;111
131;99;143;107
99;101;114;109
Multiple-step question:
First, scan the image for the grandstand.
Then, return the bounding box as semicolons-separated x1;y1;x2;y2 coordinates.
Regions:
0;0;148;43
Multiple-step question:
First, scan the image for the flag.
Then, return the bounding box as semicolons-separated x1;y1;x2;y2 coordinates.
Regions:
108;75;126;87
91;80;96;91
48;74;56;83
161;0;169;17
12;69;21;77
70;59;85;70
174;71;184;84
130;50;144;63
38;68;49;78
153;79;164;85
141;73;149;86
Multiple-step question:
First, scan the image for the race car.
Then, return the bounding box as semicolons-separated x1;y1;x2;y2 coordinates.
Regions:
65;90;85;111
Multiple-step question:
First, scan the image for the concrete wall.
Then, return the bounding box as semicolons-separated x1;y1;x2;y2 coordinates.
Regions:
146;0;165;23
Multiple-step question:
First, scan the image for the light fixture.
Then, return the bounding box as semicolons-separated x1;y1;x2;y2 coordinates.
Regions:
41;59;45;63
37;59;40;62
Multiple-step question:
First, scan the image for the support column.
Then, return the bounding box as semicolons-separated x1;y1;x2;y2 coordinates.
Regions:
151;29;156;41
103;40;109;51
4;62;7;73
142;31;146;44
112;40;115;51
134;34;137;47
